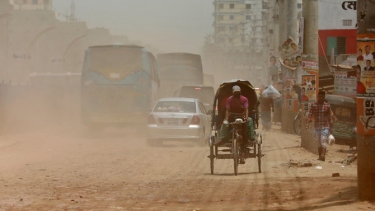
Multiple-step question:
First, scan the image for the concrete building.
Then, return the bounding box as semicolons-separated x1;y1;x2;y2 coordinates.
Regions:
211;0;272;86
10;0;52;10
213;0;269;53
210;0;302;86
0;0;12;82
0;0;159;84
318;0;356;74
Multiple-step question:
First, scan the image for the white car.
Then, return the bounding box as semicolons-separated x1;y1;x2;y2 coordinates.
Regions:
147;98;212;146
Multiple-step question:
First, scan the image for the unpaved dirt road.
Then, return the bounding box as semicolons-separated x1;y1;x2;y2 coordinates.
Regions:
1;121;375;210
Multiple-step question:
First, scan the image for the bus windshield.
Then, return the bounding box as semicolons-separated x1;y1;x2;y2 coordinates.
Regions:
87;47;143;80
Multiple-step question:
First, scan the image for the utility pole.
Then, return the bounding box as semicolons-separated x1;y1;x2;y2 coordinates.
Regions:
287;0;298;41
356;0;375;201
302;0;318;61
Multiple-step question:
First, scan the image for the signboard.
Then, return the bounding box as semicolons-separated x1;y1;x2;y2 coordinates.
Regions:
301;60;318;71
334;70;356;97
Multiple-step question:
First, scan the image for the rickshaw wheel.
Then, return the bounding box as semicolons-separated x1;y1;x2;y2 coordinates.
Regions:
232;139;239;176
210;145;215;174
257;143;262;173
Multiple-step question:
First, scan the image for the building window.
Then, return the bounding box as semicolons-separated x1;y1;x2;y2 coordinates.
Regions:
262;2;268;9
218;15;223;21
297;3;302;9
217;38;225;44
217;26;225;33
327;36;347;55
33;0;38;4
337;37;347;54
343;19;352;26
246;15;251;20
246;4;251;9
230;15;234;20
230;4;235;9
218;4;223;9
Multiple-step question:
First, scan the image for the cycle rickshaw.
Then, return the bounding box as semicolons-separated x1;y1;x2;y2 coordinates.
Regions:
208;80;263;175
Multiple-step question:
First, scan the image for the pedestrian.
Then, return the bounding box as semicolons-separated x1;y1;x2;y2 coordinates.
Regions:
268;56;279;87
306;91;334;161
260;88;274;131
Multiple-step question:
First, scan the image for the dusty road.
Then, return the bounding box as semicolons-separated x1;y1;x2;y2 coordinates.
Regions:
0;120;374;210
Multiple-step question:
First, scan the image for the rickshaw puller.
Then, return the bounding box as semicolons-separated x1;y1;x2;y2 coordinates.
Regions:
222;85;253;164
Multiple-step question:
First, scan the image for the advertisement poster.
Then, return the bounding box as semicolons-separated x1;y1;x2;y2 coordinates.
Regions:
357;34;375;135
356;38;375;69
359;71;375;97
334;70;356;97
357;98;375;135
301;74;317;103
279;37;302;67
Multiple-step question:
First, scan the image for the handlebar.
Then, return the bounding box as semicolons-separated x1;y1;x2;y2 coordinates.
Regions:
224;118;245;126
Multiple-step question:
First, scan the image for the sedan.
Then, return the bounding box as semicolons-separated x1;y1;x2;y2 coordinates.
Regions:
147;98;211;146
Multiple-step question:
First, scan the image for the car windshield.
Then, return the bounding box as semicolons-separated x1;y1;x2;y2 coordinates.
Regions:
153;101;196;113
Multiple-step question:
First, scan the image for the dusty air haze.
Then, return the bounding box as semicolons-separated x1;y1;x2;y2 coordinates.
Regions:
1;0;373;210
53;0;213;54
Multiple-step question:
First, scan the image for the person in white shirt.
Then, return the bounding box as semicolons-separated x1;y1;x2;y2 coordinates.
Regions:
363;45;374;60
364;60;374;71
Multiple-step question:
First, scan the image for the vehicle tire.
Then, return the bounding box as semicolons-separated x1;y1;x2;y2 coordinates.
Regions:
257;143;262;173
293;116;301;136
209;144;215;174
232;138;239;176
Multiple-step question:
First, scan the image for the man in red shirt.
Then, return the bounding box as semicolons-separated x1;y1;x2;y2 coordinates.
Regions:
306;91;334;161
225;85;249;122
218;85;255;164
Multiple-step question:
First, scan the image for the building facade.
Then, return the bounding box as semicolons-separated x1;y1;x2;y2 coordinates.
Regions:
318;0;357;60
10;0;52;10
0;0;151;84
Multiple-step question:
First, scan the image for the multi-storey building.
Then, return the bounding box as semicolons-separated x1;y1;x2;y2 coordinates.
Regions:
213;0;270;53
10;0;52;10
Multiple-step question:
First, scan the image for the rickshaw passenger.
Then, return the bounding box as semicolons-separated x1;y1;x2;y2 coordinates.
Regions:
217;85;256;163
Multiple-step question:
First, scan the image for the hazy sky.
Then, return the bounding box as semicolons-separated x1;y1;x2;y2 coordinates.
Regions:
52;0;214;54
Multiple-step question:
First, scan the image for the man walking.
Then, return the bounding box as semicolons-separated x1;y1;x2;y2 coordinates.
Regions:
306;91;334;161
